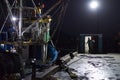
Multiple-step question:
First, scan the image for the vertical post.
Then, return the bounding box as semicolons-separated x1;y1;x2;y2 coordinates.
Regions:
31;58;36;79
41;44;47;64
80;34;85;53
98;34;102;53
5;32;8;41
19;0;22;40
46;22;50;42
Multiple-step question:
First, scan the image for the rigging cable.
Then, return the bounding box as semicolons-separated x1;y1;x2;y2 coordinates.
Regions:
51;1;64;39
50;3;63;34
0;0;17;34
49;1;63;47
50;0;70;46
31;0;37;8
54;1;70;46
4;0;18;34
51;3;63;19
50;0;71;47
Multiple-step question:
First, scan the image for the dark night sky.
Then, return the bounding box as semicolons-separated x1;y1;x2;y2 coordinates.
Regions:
0;0;120;52
62;0;120;36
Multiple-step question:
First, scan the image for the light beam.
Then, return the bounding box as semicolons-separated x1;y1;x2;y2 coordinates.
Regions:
89;0;99;10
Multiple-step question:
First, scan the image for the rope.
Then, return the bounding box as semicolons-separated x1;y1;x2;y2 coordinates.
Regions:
31;0;37;9
55;1;69;46
51;2;64;39
51;4;63;18
50;0;71;47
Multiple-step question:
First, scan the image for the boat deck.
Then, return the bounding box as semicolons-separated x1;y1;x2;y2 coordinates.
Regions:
54;53;120;80
23;53;120;80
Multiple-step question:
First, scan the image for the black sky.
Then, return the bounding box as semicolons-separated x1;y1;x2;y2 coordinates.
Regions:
62;0;120;36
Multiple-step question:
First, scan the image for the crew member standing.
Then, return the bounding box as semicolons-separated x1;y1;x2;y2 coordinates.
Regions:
35;3;45;18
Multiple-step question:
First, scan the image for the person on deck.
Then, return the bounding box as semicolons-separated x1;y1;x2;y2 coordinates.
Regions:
87;37;95;53
35;3;45;18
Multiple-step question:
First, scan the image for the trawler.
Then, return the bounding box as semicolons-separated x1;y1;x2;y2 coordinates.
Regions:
0;0;63;79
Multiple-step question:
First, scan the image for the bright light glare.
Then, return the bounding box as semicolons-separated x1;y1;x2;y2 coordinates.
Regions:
89;1;99;10
12;16;17;21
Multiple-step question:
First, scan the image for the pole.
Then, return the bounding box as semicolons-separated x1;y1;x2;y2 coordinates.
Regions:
18;0;23;40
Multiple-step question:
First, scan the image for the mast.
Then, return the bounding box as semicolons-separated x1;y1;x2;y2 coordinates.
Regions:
18;0;23;40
